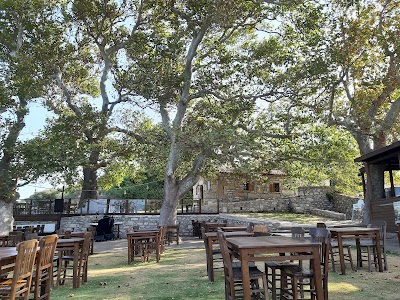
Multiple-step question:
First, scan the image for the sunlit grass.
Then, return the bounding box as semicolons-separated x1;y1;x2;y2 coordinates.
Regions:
329;282;360;293
51;246;400;300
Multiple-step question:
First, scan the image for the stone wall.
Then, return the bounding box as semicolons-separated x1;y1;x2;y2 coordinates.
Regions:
220;186;334;214
332;193;361;219
55;213;285;237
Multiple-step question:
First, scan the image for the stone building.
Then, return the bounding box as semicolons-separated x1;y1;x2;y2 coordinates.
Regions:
193;170;295;213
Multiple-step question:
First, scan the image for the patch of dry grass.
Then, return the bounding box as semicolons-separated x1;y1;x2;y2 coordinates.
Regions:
51;246;400;300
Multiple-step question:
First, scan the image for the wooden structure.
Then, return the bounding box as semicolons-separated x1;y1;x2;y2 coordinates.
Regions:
355;141;400;232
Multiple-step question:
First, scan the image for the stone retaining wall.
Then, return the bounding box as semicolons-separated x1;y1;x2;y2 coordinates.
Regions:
221;186;334;214
56;213;285;237
332;193;361;219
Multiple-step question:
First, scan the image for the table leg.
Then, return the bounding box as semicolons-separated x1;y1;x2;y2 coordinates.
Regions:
73;242;79;289
241;252;251;300
311;246;325;300
356;237;361;269
337;233;346;275
207;238;214;282
127;237;132;264
375;231;383;272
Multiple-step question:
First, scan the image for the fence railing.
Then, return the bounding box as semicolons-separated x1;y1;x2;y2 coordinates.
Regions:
14;197;204;216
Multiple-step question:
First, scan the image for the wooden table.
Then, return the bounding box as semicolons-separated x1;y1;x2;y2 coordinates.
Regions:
226;236;325;300
329;227;382;274
220;226;248;232
0;247;18;276
60;232;94;255
204;231;253;282
56;238;85;289
127;230;160;264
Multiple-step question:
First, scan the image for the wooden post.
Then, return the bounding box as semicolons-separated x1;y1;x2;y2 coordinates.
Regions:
87;199;90;214
67;199;72;214
29;199;33;215
389;167;395;197
48;200;52;214
181;198;184;214
106;199;110;214
125;200;129;213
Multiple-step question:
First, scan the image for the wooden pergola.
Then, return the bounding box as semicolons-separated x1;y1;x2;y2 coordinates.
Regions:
355;141;400;232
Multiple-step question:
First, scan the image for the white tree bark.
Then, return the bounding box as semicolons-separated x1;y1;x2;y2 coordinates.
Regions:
0;200;14;235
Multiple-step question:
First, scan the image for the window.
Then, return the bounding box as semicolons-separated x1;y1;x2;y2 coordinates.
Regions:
269;182;280;193
243;181;254;191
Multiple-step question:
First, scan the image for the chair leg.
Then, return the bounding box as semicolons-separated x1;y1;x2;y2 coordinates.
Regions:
367;247;372;272
346;246;355;271
330;246;336;272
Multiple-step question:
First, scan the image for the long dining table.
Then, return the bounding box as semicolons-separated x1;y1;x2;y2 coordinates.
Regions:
204;231;253;282
226;236;325;300
329;227;382;274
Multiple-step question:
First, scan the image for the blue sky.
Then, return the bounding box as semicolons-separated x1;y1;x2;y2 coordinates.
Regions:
17;103;54;199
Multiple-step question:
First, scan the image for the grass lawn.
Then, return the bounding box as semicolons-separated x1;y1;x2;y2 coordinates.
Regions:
51;246;400;300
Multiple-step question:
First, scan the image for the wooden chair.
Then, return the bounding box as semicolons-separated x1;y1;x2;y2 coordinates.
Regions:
31;235;58;300
253;225;269;237
358;220;387;272
281;228;331;300
265;226;305;299
24;232;39;241
7;231;23;247
217;230;269;300
63;231;72;239
0;239;38;300
201;227;223;282
57;232;92;287
141;230;161;263
166;223;180;245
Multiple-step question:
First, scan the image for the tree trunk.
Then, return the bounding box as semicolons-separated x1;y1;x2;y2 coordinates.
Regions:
0;200;14;235
363;163;385;224
79;167;99;206
159;177;180;226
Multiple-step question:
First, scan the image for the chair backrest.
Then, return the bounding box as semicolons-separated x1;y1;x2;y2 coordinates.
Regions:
247;222;255;233
309;228;331;277
25;232;39;241
368;220;387;245
316;222;327;229
291;226;305;238
8;231;23;246
81;232;92;259
216;229;235;296
64;230;72;239
11;239;38;299
37;234;58;272
253;224;268;233
353;199;365;209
